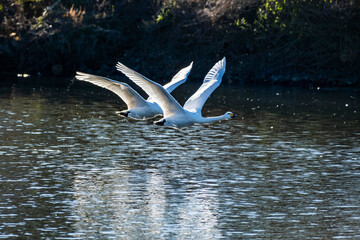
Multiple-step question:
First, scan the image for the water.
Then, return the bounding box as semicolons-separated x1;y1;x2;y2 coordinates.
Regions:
0;82;360;239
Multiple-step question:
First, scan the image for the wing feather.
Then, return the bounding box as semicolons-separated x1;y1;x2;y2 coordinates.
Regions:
183;57;226;115
115;63;184;118
75;72;148;108
163;61;193;93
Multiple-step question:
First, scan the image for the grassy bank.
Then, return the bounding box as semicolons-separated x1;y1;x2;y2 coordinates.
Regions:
1;0;360;86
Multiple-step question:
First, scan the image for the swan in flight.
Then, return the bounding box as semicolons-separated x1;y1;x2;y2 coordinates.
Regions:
75;62;193;120
116;57;236;128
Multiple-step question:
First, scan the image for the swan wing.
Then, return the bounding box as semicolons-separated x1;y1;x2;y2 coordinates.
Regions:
75;72;148;108
163;61;193;93
116;62;184;118
183;57;226;115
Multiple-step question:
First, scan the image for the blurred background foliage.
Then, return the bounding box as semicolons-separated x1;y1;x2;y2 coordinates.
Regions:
0;0;359;86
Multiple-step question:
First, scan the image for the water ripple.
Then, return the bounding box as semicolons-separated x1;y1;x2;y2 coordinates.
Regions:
0;86;359;239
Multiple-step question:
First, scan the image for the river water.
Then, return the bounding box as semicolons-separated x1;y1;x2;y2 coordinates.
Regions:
0;81;359;239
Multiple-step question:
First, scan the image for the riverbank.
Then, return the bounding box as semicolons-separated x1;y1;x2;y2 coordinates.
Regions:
1;1;359;87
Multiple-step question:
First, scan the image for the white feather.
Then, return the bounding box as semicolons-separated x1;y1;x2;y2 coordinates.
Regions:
75;72;147;109
183;57;226;115
116;57;236;128
115;63;185;118
75;61;192;120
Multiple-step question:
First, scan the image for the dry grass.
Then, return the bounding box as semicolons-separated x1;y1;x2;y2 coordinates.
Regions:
67;4;85;25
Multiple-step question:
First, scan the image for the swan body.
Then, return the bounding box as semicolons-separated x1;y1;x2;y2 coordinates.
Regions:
116;57;236;128
75;62;193;120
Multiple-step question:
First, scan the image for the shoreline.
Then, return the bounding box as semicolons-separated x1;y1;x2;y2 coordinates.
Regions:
1;1;359;87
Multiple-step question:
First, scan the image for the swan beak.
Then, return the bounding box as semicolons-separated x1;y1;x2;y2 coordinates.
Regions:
154;119;166;126
230;113;237;119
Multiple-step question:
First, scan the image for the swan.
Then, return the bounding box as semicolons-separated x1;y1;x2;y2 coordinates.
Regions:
75;62;193;120
116;57;237;128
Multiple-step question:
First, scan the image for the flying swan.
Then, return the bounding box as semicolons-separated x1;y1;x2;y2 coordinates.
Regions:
75;62;193;120
116;57;236;128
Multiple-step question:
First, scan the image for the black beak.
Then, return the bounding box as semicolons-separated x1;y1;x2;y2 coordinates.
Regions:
231;114;237;119
154;119;166;126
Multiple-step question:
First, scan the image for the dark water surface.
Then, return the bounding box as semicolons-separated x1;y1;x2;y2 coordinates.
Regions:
1;82;360;239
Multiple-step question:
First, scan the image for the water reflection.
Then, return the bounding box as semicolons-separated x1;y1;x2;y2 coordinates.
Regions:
0;83;359;239
71;166;222;239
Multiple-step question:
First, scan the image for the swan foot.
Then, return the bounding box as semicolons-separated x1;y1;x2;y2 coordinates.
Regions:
116;111;129;118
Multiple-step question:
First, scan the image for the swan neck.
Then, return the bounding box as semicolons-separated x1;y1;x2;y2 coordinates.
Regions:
200;114;227;123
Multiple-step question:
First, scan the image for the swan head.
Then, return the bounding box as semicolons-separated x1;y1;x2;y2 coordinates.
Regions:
225;112;237;119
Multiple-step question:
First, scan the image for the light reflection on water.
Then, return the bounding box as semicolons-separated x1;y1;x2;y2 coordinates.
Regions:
0;83;360;239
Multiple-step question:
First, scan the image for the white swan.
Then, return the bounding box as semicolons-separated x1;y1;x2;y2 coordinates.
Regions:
116;57;237;128
75;62;193;120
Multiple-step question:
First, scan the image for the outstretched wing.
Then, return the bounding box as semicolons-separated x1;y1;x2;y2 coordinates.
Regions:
75;72;148;109
183;57;226;115
116;63;184;118
147;62;193;102
163;61;193;93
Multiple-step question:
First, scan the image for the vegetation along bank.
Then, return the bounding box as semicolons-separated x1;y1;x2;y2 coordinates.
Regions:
1;0;359;86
